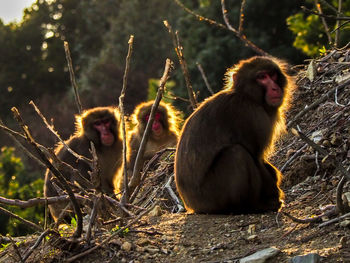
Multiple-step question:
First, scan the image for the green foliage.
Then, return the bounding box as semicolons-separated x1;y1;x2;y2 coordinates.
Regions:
287;0;350;57
111;225;129;237
0;147;44;236
147;78;176;104
287;13;327;56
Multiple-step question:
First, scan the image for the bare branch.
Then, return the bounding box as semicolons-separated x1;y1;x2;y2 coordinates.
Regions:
66;201;159;263
314;0;333;44
0;120;46;168
128;59;174;195
119;35;134;204
29;101;91;164
220;0;269;56
0;206;42;232
0;194;90;208
11;107;83;238
291;128;350;213
238;0;247;34
288;77;350;127
335;0;342;47
196;62;214;95
172;0;269;56
22;229;55;262
164;21;197;110
129;148;175;203
301;5;350;20
64;41;83;114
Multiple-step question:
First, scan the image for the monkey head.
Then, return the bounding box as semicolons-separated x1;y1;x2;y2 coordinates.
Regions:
132;101;180;139
75;106;120;148
227;56;290;109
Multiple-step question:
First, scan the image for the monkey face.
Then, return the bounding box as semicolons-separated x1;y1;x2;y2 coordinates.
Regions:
256;71;284;107
145;112;164;137
93;118;115;146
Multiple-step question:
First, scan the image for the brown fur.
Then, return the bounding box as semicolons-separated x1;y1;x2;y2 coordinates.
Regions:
44;106;123;221
115;101;180;193
175;56;296;214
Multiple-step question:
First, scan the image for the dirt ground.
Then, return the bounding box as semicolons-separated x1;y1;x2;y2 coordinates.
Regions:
2;47;350;262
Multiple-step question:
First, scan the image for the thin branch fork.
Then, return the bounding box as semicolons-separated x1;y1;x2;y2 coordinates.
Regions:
301;5;350;20
172;0;269;56
64;41;83;114
119;35;134;205
11;107;83;238
221;0;268;56
29;101;91;164
66;201;159;263
128;59;174;195
0;206;42;232
164;21;198;110
0;194;90;208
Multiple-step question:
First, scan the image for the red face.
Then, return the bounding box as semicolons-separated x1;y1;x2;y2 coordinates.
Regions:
93;119;115;146
256;71;283;107
145;112;164;136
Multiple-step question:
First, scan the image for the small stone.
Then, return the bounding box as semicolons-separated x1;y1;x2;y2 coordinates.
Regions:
136;246;145;252
149;205;162;216
340;219;350;227
121;241;132;252
136;238;151;246
247;235;258;241
240;247;280;263
145;246;160;254
173;245;180;252
289;253;321;263
247;224;256;235
340;236;347;248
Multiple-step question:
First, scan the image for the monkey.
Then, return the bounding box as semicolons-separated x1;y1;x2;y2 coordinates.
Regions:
175;56;295;214
115;101;180;193
44;106;123;221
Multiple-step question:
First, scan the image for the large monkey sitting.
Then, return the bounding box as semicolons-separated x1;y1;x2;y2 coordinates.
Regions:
44;106;123;221
175;56;295;214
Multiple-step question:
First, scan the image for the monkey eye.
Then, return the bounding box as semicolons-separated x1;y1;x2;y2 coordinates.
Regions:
145;112;162;121
256;72;268;80
94;119;110;126
270;72;278;81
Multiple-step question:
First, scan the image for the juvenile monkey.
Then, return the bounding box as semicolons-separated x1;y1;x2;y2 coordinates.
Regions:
114;101;180;194
128;100;180;169
175;56;295;214
44;106;123;221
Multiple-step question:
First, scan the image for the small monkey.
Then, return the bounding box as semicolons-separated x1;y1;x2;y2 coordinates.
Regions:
175;56;295;214
44;106;123;221
115;101;180;193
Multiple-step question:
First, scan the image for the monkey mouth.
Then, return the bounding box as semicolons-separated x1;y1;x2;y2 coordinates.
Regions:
101;134;115;146
269;97;282;106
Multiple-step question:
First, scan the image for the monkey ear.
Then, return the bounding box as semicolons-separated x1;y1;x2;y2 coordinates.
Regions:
232;73;237;82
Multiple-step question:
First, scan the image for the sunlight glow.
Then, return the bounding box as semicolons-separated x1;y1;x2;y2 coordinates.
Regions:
0;0;36;24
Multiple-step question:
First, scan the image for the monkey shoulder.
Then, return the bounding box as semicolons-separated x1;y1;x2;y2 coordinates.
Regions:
56;135;90;160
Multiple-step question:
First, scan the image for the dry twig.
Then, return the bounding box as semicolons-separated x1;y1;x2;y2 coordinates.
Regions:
173;0;269;56
119;35;134;204
66;201;159;263
11;107;83;238
196;62;214;95
64;41;83;114
128;59;174;195
164;21;197;110
0;206;42;232
29;101;91;164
